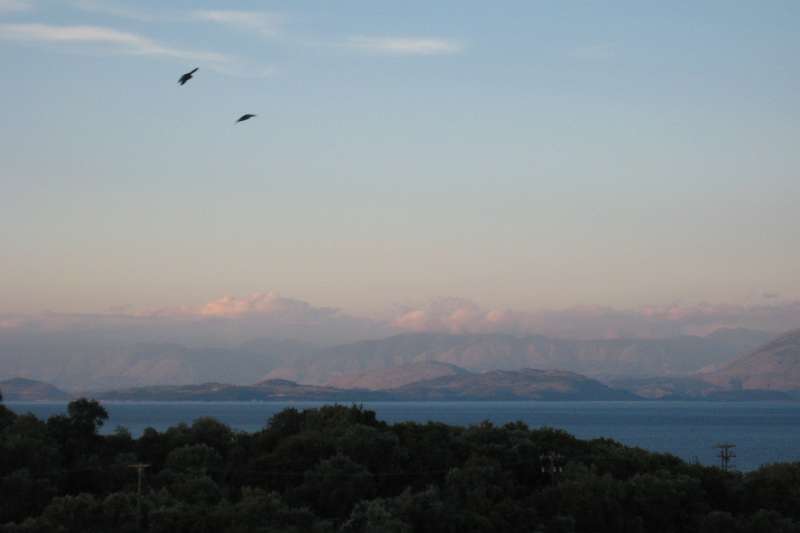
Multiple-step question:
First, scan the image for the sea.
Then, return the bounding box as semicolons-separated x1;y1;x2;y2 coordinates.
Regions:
7;400;800;472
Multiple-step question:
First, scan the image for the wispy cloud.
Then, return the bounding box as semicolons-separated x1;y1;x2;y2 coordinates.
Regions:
0;23;226;61
70;4;284;38
71;0;154;21
0;22;272;77
346;36;463;56
193;10;283;37
66;4;457;60
570;43;616;61
0;0;32;13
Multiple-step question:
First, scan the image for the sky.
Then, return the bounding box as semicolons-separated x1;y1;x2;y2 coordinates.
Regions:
1;1;799;331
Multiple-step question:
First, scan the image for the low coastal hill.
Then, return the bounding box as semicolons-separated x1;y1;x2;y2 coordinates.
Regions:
94;368;642;401
0;377;71;401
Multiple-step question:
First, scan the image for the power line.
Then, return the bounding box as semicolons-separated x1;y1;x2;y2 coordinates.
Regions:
713;443;736;472
128;463;149;530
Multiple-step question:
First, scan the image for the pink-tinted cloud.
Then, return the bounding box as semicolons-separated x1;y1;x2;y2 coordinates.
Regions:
199;292;315;318
0;293;394;346
392;298;491;334
390;299;800;339
0;316;26;329
1;294;798;345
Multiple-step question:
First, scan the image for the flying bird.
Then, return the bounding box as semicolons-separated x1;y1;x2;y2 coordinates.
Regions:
236;114;257;124
178;67;198;86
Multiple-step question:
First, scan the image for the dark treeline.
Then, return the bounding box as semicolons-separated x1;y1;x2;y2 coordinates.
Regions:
1;392;800;533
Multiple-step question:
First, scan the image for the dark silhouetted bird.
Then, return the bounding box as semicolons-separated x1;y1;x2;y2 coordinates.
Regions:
178;68;198;86
236;114;256;124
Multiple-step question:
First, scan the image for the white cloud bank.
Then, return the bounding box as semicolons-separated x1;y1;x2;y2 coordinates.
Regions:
0;293;393;346
2;292;798;346
391;299;800;339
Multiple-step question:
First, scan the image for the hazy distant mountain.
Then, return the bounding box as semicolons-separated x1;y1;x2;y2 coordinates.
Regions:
266;332;755;385
0;329;765;391
704;327;775;351
701;329;800;391
0;377;71;401
325;362;469;390
390;368;640;401
604;375;793;400
0;334;316;390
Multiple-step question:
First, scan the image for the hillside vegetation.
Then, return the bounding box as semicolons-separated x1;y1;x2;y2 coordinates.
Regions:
2;394;800;532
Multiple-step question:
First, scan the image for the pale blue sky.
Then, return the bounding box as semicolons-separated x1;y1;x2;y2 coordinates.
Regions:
1;1;799;315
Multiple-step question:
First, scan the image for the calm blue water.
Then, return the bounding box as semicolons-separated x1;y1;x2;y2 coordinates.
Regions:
7;401;800;471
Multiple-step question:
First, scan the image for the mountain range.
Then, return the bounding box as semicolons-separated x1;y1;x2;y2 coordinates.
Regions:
267;329;771;386
0;327;793;397
0;334;315;390
700;329;800;391
2;325;798;402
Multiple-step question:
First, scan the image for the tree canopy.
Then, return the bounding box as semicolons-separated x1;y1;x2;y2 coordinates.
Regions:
0;397;798;532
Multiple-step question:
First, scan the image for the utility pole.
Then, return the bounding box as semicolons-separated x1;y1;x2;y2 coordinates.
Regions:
713;444;736;472
128;463;149;530
540;451;564;484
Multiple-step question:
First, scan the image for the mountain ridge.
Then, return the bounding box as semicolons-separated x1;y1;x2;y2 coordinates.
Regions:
701;328;800;391
93;368;642;401
0;377;71;401
324;361;470;390
391;368;640;400
264;330;768;385
0;328;771;391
